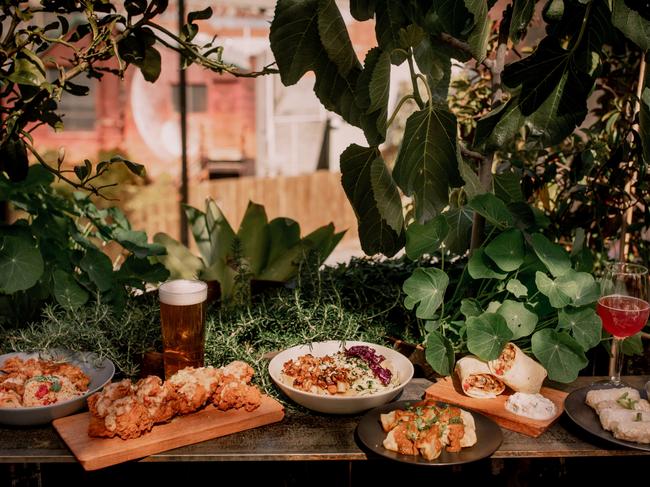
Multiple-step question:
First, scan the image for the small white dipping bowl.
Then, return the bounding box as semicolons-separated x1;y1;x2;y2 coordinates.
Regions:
269;340;413;414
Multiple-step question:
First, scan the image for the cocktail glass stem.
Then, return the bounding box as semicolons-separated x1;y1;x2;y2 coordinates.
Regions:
608;337;625;385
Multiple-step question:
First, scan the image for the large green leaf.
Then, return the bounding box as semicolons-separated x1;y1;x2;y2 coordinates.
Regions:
558;306;602;350
413;37;453;104
153;232;204;280
79;249;114;292
464;0;489;62
237;202;270;276
535;271;571;308
184;204;210;263
458;157;483;200
555;269;600;307
367;49;391;135
425;330;455;376
497;300;538;340
370;148;404;233
530;233;571;277
468;248;508;280
0;235;44;294
53;269;89;309
405;215;449;260
374;0;409;65
113;229;166;258
340;144;404;256
267;217;301;267
467;193;514;229
443;207;473;254
475;37;595;150
506;278;528;298
8;53;46;86
510;0;535;42
350;0;376;20
531;329;588;383
355;47;387;145
466;313;513;361
460;298;482;318
318;0;361;77
611;0;650;51
494;170;524;203
205;199;236;266
403;267;449;319
393;107;463;221
484;229;524;272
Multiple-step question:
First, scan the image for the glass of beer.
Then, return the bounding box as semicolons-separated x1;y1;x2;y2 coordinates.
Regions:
159;279;208;379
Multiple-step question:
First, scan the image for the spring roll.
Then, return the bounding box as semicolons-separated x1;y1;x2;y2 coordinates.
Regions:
487;343;547;394
455;355;506;398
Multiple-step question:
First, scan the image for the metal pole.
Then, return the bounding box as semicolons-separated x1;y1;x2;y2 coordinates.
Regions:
178;0;189;245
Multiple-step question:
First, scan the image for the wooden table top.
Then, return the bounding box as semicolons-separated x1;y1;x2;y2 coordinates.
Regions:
0;376;648;464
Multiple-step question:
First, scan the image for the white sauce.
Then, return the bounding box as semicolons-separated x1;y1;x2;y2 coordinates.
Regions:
505;392;556;420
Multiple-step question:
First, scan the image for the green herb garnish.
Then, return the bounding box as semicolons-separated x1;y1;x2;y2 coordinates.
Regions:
449;416;463;425
617;392;639;409
635;412;643;422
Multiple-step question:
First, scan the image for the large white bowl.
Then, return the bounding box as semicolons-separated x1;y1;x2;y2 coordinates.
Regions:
0;349;115;426
269;340;413;414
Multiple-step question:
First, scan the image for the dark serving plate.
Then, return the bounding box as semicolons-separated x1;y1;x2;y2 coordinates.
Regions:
564;384;650;452
356;400;503;465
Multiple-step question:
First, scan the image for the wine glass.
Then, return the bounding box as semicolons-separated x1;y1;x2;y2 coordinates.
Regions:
597;262;650;386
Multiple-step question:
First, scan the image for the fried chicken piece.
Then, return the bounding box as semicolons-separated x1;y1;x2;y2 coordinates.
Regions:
0;390;22;408
213;379;261;412
1;357;44;377
88;395;154;440
135;376;177;423
169;366;222;415
221;361;254;383
0;372;27;396
87;379;134;418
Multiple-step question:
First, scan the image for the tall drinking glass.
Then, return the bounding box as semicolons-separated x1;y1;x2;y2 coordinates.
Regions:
596;263;650;386
159;279;208;379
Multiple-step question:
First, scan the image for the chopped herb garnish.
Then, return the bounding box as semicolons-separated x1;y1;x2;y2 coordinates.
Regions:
635;412;643;422
617;392;639;409
449;416;463;425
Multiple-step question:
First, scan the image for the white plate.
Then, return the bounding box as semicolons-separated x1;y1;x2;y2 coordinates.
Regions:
268;340;413;414
0;349;115;426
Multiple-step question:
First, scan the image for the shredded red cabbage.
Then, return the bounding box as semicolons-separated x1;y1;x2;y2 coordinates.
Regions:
344;345;392;385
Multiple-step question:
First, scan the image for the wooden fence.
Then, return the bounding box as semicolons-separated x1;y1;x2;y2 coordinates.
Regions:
125;171;359;244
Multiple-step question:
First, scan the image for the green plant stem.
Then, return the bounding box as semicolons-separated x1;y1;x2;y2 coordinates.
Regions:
406;52;425;109
387;94;416;128
416;74;433;110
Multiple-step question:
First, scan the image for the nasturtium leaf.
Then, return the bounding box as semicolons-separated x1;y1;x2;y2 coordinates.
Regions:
466;313;513;361
403;267;449;319
484;229;524;272
460;298;482;319
555;269;600;307
425;320;441;332
392;107;463;222
114;229;166;258
506;278;528;298
425;330;455;376
467;193;514;229
535;271;571;308
340;144;404;256
405;215;449;260
318;0;361;77
558;306;602;350
468;248;508;280
530;233;571;277
622;334;644;356
79;249;114;292
497;300;537;340
0;235;44;293
531;329;588;383
53;269;89;309
486;301;501;314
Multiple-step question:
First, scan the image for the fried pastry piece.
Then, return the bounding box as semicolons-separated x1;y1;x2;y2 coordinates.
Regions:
1;357;44;376
380;410;416;432
0;372;27;396
87;379;134;417
213;379;261;412
415;424;443;460
135;376;177;423
383;421;418;456
221;361;254;383
169;366;222;414
0;390;22;408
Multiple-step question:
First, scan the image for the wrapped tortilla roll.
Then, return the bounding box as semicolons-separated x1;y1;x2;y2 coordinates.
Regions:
488;343;547;394
455;355;506;398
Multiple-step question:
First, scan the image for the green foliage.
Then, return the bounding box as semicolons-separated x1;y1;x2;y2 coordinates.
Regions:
155;198;344;303
0;166;168;326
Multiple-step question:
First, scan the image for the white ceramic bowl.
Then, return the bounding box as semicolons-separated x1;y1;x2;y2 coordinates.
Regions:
0;349;115;426
269;340;413;414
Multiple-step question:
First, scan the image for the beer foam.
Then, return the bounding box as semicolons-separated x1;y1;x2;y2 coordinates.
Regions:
159;279;207;306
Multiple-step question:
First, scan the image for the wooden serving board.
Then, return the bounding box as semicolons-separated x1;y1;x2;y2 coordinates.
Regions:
53;394;284;471
425;377;567;438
